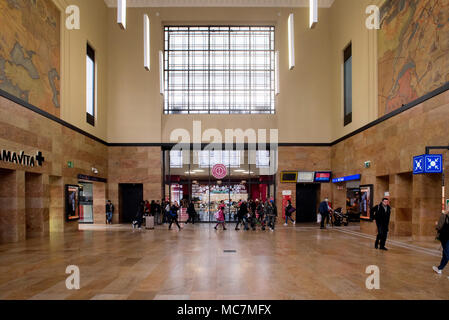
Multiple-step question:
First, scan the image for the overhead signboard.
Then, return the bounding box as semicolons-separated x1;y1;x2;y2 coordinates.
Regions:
413;154;443;174
314;171;331;183
297;171;315;183
332;174;361;183
281;172;298;183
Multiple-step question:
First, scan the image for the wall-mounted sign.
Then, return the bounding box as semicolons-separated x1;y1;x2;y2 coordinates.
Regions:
212;164;227;179
280;171;298;183
314;171;332;183
282;190;292;196
297;171;315;183
332;174;361;183
414;154;443;174
77;174;107;183
66;185;80;222
67;161;74;168
0;149;45;167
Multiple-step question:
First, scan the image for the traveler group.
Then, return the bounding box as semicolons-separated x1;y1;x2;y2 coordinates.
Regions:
235;199;278;231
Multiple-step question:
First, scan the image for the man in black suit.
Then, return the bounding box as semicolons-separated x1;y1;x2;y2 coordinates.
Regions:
373;198;391;251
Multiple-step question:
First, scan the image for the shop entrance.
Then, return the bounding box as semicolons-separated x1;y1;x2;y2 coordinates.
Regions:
119;183;143;223
164;149;275;223
295;183;319;223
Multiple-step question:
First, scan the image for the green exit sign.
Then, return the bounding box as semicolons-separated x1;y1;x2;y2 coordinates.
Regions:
67;161;74;168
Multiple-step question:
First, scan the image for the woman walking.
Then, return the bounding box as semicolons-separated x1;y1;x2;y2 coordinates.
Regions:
214;201;227;230
169;201;182;230
284;200;296;226
433;208;449;276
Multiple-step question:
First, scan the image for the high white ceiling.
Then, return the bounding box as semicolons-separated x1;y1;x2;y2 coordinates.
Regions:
104;0;335;8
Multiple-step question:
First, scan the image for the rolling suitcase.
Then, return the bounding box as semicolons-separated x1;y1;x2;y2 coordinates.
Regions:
146;216;154;229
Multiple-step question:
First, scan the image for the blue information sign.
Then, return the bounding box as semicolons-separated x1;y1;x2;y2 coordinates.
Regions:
424;154;443;173
413;155;425;174
332;174;361;183
413;154;443;174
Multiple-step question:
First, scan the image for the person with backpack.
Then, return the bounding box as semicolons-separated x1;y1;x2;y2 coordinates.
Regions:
267;200;277;231
373;198;391;250
284;200;296;226
433;208;449;276
168;201;182;230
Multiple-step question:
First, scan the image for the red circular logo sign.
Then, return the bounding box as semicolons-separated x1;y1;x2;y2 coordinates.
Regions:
212;164;227;179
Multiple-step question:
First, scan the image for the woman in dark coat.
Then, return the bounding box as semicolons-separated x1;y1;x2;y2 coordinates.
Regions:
169;201;182;230
186;201;196;224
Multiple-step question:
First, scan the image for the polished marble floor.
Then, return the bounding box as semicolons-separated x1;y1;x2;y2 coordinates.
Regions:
0;223;448;300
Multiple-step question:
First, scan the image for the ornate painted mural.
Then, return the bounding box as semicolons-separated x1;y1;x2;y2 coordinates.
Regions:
378;0;449;115
0;0;60;117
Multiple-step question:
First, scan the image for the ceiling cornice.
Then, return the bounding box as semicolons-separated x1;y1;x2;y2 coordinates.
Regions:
104;0;335;8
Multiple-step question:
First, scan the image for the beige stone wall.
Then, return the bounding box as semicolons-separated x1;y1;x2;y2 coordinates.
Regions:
0;94;108;242
107;147;162;222
106;6;334;144
55;0;110;141
275;146;332;223
331;90;449;240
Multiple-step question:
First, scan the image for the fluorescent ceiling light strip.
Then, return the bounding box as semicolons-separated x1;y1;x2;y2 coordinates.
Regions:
309;0;318;28
275;51;280;95
117;0;126;29
144;14;150;71
159;50;164;94
288;13;295;70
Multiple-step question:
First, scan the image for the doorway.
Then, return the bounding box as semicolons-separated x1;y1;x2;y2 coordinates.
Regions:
119;184;143;223
296;183;319;222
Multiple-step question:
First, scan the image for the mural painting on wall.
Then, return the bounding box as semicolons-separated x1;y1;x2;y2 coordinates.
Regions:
0;0;61;117
378;0;449;116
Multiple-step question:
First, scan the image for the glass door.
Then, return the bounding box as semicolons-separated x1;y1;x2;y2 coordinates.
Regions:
79;182;93;223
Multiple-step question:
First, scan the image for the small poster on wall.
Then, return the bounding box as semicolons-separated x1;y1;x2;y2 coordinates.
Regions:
66;185;80;222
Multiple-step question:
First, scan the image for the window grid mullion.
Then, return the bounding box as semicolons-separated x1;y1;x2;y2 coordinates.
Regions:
164;26;274;114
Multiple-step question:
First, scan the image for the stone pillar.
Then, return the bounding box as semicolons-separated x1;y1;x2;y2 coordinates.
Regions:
107;183;120;224
0;170;25;243
25;173;50;238
412;174;442;240
389;173;413;237
93;182;106;224
49;176;64;233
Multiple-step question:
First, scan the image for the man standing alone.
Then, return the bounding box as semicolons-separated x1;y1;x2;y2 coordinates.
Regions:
319;198;330;229
106;200;114;224
373;198;391;251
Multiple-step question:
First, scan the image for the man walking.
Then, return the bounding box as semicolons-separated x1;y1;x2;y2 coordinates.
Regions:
267;200;277;231
319;198;330;229
373;198;391;251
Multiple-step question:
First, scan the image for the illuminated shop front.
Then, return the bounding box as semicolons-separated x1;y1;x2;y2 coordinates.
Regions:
163;148;276;222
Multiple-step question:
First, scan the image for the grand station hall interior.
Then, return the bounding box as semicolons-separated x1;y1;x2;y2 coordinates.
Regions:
0;0;449;303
